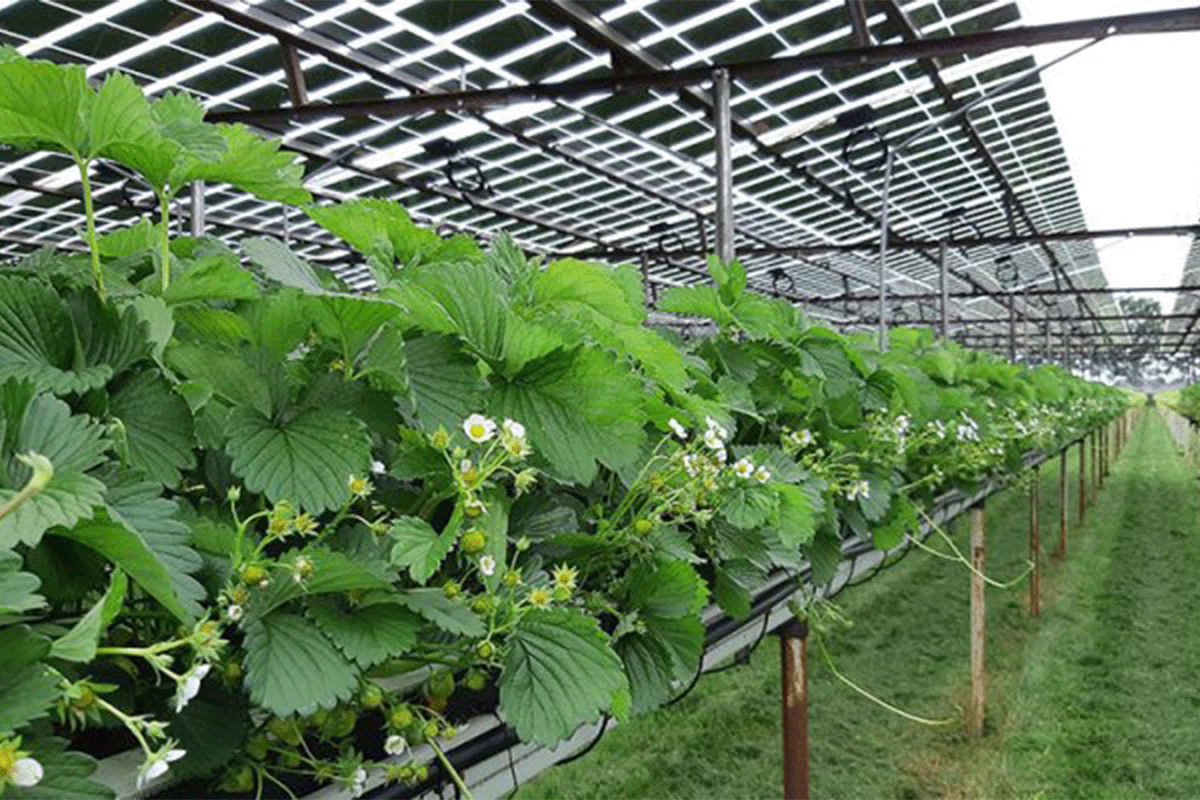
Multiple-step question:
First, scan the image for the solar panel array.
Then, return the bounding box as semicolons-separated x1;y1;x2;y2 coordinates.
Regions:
0;0;1132;349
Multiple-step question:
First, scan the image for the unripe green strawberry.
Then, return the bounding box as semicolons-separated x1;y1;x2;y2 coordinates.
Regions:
461;530;487;554
403;721;425;745
330;707;357;737
428;670;454;699
470;596;493;615
426;695;448;713
422;721;440;741
389;706;415;730
240;564;267;584
360;684;384;709
476;640;495;660
245;735;270;760
633;518;653;535
220;765;255;793
553;585;572;602
442;580;461;600
465;669;487;691
308;708;329;728
223;660;243;682
281;752;302;768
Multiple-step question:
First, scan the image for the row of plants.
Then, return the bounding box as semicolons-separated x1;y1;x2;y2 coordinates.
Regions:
1171;384;1200;422
0;51;1129;799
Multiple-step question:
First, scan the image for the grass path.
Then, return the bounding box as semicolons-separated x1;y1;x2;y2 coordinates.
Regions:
516;411;1197;799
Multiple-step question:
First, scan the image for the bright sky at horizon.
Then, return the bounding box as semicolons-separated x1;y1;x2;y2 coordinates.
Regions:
1016;0;1200;313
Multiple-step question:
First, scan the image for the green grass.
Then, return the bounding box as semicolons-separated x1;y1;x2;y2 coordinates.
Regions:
514;413;1193;800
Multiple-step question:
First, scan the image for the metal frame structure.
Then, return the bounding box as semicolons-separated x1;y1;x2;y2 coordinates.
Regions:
0;1;1198;365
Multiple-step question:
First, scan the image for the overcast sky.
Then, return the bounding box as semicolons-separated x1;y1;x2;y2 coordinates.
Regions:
1017;0;1200;312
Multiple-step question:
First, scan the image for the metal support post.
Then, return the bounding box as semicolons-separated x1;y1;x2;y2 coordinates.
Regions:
1058;450;1067;558
938;240;949;341
877;148;896;351
712;69;735;266
1007;294;1016;362
1077;439;1086;521
779;619;810;800
968;503;986;737
189;181;205;237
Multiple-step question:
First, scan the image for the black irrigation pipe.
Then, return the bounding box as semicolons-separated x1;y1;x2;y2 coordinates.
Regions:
372;431;1096;800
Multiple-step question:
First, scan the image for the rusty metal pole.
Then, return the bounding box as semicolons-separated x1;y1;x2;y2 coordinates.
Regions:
1058;449;1067;558
968;503;987;737
1077;438;1086;522
779;619;810;800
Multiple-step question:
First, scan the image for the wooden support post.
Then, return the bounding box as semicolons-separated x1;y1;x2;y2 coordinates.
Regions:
1058;450;1067;558
968;503;986;737
1077;438;1086;522
1029;466;1040;616
779;619;810;800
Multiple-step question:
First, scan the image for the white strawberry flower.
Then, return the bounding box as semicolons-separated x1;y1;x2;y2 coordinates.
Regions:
173;664;212;713
136;745;186;789
463;414;497;443
10;757;42;788
350;766;368;798
226;604;244;622
478;554;497;577
370;459;386;475
795;429;814;447
384;735;407;756
733;458;754;479
754;466;771;483
500;418;531;457
502;418;526;440
682;453;700;477
703;427;725;451
704;416;729;440
668;418;688;439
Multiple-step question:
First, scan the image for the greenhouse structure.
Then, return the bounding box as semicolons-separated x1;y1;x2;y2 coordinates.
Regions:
1;1;1200;799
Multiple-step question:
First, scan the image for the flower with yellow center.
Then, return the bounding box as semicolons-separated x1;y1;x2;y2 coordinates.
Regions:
551;564;578;591
463;414;497;444
0;740;42;789
459;459;479;486
528;587;552;608
348;475;373;498
500;418;531;457
733;458;754;479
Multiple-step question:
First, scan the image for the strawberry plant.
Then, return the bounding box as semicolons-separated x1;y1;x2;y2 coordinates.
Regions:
0;50;1128;799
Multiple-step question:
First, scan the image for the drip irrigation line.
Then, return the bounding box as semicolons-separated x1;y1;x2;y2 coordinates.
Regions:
703;607;773;675
552;716;611;767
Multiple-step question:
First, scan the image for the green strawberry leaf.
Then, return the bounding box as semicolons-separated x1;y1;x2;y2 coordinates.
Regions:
49;568;126;663
0;624;57;732
402;334;486;434
490;346;646;485
306;596;421;668
387;515;457;585
224;406;371;514
499;608;628;746
395;588;485;637
108;371;195;485
0;276;110;394
56;515;191;623
102;472;206;619
243;612;357;716
0;549;44;613
0;395;108;549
